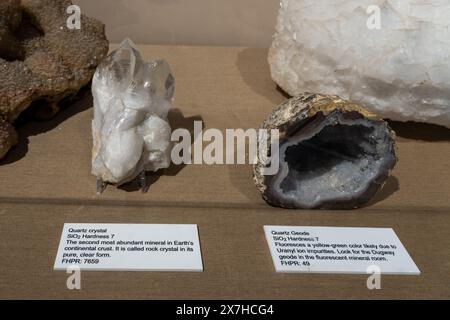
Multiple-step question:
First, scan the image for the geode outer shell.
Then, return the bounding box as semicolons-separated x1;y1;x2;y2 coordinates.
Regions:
254;93;397;210
0;0;109;159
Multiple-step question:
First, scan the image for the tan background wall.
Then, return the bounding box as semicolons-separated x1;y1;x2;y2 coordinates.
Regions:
74;0;280;47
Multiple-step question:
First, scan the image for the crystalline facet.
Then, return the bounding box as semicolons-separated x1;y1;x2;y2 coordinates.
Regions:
92;39;174;185
269;0;450;128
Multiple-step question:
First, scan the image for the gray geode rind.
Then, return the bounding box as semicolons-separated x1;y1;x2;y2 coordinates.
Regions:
0;0;109;159
254;93;397;210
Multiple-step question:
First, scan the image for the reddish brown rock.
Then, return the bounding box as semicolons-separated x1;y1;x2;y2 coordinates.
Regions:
0;0;108;159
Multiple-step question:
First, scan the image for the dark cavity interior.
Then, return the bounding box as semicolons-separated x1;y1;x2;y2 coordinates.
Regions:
273;114;393;209
281;124;375;193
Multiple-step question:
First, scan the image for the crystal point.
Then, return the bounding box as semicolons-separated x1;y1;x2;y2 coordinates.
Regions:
92;39;174;185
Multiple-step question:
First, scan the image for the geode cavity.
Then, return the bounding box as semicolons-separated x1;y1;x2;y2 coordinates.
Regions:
0;0;109;159
254;93;397;210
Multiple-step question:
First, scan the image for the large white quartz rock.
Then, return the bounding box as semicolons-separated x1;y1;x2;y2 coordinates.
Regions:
92;39;174;185
269;0;450;128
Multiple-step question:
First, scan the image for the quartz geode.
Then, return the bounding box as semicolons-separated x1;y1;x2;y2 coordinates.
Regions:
269;0;450;128
0;0;109;159
254;93;397;209
92;39;174;186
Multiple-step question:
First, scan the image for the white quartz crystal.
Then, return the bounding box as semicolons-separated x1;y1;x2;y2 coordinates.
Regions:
92;39;174;185
269;0;450;128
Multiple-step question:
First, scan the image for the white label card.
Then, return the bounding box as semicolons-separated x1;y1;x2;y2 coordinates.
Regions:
264;226;420;275
54;224;203;272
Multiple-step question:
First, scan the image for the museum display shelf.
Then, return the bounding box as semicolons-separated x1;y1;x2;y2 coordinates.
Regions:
0;45;449;299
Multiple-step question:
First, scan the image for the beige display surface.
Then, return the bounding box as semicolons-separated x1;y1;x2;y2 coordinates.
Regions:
0;45;449;299
74;0;279;47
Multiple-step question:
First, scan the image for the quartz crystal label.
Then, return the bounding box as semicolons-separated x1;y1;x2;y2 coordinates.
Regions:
54;224;203;272
264;226;420;275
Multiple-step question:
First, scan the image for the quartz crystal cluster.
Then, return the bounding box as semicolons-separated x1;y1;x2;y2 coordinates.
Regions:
92;39;174;186
269;0;450;128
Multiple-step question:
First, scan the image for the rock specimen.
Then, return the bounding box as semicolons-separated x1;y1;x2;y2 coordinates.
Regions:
92;39;174;187
254;93;397;209
0;119;17;159
269;0;450;128
0;0;109;159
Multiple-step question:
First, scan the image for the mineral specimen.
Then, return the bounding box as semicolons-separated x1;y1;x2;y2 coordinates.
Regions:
0;119;17;159
269;0;450;128
254;93;397;209
92;39;175;188
0;0;109;160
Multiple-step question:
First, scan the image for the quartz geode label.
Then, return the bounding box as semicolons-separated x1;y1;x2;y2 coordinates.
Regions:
92;39;174;186
269;0;450;128
265;226;420;275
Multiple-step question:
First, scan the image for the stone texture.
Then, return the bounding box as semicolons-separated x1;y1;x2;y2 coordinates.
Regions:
254;93;397;209
92;39;174;185
269;0;450;128
0;0;109;159
0;119;17;159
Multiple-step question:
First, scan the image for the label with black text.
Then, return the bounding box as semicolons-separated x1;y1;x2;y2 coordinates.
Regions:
264;226;420;275
54;223;203;272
